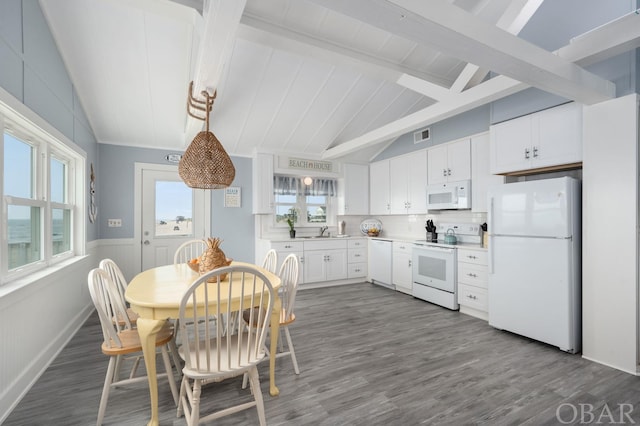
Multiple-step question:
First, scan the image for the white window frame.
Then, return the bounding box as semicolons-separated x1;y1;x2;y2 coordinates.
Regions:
0;105;85;285
274;195;333;228
273;180;335;228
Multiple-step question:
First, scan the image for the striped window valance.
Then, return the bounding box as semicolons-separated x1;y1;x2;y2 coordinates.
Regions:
274;175;337;197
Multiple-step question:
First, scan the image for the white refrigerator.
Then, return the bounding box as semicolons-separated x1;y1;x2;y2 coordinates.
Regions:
487;177;581;353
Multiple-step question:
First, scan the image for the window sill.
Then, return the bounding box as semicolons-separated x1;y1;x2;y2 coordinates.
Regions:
0;255;89;298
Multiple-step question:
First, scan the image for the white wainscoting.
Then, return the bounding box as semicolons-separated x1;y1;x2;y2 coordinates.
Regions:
0;241;99;422
97;238;139;282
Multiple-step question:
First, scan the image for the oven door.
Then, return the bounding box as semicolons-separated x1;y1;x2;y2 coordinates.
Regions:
412;245;456;293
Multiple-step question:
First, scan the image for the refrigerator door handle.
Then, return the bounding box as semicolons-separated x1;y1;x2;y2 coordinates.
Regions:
489;196;494;231
488;196;494;274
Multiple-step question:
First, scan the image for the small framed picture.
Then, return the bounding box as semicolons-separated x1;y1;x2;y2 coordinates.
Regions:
224;186;241;208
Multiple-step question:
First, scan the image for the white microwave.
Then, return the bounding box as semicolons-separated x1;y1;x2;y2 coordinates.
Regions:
426;180;471;210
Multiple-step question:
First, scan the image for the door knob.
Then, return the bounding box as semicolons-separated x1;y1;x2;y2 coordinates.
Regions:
143;240;150;245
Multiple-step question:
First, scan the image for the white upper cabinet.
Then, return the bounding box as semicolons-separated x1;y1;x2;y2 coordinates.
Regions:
252;152;274;214
389;150;428;214
536;103;583;167
490;102;583;175
338;163;369;215
471;132;504;212
369;160;391;215
427;138;471;184
406;151;428;214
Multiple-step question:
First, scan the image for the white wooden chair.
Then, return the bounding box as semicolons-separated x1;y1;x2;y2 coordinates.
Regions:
87;268;179;426
275;253;301;374
262;249;278;274
99;258;182;370
177;265;274;426
174;239;207;265
98;258;139;326
242;253;300;389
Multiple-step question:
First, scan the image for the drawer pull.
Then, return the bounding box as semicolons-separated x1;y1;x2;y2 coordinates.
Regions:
467;273;477;278
466;294;478;300
467;255;477;259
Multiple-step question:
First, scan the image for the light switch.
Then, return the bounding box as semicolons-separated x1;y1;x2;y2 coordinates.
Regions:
107;219;122;227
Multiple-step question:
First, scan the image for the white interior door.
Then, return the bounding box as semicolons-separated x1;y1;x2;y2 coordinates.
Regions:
138;165;210;271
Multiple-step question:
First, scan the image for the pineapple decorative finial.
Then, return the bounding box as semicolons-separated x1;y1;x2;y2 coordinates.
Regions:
199;237;232;280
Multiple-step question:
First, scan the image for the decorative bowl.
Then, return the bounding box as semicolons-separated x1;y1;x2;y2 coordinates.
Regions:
360;218;383;235
187;259;200;272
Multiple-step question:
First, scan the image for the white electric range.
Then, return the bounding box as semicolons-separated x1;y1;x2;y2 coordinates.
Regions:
412;223;481;310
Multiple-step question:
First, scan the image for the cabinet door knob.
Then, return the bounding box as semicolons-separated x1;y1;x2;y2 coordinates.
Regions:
447;168;451;176
524;148;530;159
443;169;447;177
533;146;539;157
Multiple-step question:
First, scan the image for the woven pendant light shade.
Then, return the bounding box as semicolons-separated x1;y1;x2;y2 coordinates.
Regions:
180;81;235;189
179;131;235;189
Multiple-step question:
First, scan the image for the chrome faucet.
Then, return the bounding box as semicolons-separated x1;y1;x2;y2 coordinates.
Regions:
320;226;328;236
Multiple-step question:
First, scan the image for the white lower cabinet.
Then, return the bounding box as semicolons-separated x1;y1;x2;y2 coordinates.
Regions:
347;238;367;279
270;238;367;285
392;241;412;294
303;239;348;283
457;248;489;320
270;241;304;284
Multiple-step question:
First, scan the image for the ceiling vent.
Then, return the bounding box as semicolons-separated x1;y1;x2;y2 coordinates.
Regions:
414;127;431;144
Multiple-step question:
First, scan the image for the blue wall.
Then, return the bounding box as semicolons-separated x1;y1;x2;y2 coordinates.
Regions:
98;144;255;262
376;105;489;161
0;0;99;241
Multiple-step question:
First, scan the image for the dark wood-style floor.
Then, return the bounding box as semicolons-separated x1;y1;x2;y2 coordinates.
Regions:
5;283;640;425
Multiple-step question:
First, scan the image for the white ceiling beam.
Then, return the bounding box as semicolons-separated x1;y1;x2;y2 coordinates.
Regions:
310;0;615;105
166;0;204;14
185;0;247;143
450;0;544;93
322;12;638;160
322;76;526;159
557;8;640;67
237;14;451;100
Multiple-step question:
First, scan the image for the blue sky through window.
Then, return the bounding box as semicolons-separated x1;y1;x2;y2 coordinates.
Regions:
4;133;32;201
155;181;193;222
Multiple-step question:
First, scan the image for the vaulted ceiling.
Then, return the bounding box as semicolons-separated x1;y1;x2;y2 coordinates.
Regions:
39;0;640;163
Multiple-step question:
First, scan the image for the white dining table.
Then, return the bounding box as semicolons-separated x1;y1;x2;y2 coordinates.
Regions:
126;261;282;426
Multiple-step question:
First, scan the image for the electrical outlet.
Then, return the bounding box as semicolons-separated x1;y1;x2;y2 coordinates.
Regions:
107;219;122;227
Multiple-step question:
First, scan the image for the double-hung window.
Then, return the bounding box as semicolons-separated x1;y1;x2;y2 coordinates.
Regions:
273;175;336;227
2;114;83;283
